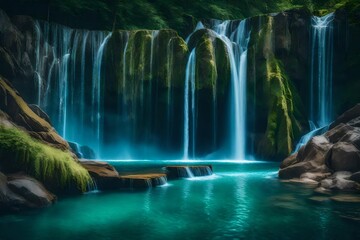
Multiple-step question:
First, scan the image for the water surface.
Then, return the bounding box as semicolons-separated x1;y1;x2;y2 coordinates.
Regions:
1;161;359;240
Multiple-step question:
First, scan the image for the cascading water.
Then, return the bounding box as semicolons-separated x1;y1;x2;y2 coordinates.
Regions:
310;12;335;128
183;49;196;159
34;21;183;159
34;21;109;157
211;19;251;160
295;12;334;150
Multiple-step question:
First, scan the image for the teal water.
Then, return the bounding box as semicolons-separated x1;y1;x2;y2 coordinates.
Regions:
1;161;360;240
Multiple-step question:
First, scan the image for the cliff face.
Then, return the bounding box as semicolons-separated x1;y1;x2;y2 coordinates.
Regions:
0;3;359;160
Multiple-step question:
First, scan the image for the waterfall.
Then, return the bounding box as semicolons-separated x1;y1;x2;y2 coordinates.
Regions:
295;12;334;151
184;49;196;159
34;21;108;157
211;19;251;160
310;12;335;128
93;33;112;156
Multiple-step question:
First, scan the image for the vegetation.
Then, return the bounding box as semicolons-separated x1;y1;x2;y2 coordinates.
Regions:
0;125;92;192
0;0;355;36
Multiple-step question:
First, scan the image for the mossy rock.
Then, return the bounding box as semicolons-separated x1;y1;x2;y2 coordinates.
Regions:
187;28;230;92
0;124;92;193
247;16;302;159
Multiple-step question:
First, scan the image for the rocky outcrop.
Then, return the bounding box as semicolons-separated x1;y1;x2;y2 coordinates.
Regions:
0;172;56;213
0;77;69;150
247;13;304;159
80;160;123;190
279;104;360;192
80;160;168;190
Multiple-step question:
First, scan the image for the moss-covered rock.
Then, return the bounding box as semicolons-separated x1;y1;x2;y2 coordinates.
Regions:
187;28;230;92
247;16;303;159
0;124;92;192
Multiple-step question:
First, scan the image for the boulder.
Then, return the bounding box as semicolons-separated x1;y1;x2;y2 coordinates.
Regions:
0;172;56;213
300;172;330;182
326;142;360;172
324;123;357;144
80;160;122;190
330;103;360;129
7;174;56;207
297;135;332;165
320;171;358;191
338;127;360;149
280;152;298;169
278;161;314;179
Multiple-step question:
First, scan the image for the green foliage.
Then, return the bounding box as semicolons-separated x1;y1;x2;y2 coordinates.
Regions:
1;0;355;36
0;125;92;192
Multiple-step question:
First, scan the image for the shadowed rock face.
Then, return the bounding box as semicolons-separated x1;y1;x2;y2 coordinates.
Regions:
0;77;69;151
279;104;360;192
0;172;56;213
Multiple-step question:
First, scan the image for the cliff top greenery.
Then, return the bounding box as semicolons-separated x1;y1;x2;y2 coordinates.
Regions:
0;0;358;36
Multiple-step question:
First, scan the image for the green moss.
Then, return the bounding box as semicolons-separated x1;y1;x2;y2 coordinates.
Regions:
0;125;92;192
251;16;302;158
214;38;230;95
195;34;217;90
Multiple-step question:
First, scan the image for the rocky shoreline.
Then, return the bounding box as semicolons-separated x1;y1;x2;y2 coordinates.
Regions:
279;104;360;193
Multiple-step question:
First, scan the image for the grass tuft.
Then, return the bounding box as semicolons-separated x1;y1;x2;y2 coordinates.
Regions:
0;125;92;192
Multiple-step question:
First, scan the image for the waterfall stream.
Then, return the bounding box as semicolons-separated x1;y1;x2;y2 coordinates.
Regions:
294;12;334;151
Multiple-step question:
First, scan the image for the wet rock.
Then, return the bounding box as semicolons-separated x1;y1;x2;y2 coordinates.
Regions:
68;142;83;158
119;173;167;188
80;160;122;190
80;160;168;189
297;135;332;165
320;171;358;191
280;152;298;169
326;142;360;172
278;161;314;179
165;165;213;179
80;145;96;159
300;172;330;182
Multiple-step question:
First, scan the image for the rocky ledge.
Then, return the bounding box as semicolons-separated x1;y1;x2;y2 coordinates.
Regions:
81;160;214;190
279;104;360;192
